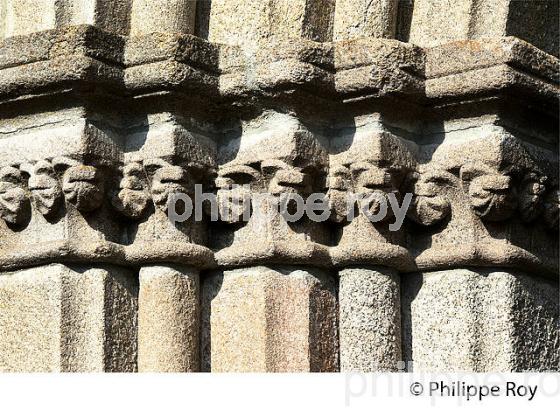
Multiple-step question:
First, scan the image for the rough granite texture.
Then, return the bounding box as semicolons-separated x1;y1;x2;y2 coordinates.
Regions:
339;267;402;372
138;264;200;372
0;264;137;372
202;266;338;372
0;0;558;372
402;269;560;372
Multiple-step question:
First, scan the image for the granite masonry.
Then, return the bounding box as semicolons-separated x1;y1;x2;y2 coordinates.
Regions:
0;0;558;372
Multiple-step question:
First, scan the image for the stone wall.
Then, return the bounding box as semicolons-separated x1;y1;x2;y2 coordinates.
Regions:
0;0;558;372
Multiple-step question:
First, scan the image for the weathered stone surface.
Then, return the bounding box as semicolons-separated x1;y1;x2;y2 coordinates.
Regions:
0;264;137;372
333;0;398;40
402;268;560;371
0;0;557;373
0;0;131;38
339;267;402;372
138;265;200;372
408;0;559;58
199;0;335;46
213;111;331;268
202;266;338;372
130;0;195;36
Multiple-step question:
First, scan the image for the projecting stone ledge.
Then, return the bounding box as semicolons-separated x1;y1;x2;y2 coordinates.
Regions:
2;25;556;108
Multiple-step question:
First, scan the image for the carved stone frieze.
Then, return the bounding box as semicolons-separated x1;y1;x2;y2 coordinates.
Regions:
212;112;330;267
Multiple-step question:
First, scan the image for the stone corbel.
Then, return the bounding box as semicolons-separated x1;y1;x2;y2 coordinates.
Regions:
0;166;31;228
328;128;416;271
212;112;330;268
411;128;558;277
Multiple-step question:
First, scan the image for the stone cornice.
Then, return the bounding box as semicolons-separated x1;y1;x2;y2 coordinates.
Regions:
0;26;557;109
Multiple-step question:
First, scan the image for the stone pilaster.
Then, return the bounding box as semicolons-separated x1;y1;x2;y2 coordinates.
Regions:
333;0;398;40
329;113;416;372
202;111;339;372
407;0;559;57
403;269;559;371
138;265;199;372
0;264;137;372
0;0;557;373
339;267;402;372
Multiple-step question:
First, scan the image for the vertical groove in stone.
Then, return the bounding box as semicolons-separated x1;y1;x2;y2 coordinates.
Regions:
202;266;338;372
130;0;196;35
60;265;138;372
138;264;200;372
264;270;311;372
333;0;398;41
101;265;138;372
402;269;560;372
60;266;105;372
308;270;339;372
339;267;401;372
0;264;138;372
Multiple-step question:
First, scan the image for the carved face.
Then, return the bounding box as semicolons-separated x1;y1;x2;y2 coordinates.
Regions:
261;160;312;196
215;158;316;223
461;165;517;222
112;162;149;219
0;167;29;226
327;161;400;223
216;165;257;224
150;165;191;212
518;172;547;223
62;165;104;212
28;161;62;217
350;162;398;221
408;170;452;226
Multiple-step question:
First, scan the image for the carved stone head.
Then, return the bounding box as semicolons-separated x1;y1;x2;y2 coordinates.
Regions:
27;160;63;218
406;167;452;226
328;130;414;225
145;159;193;213
111;162;150;219
62;164;105;213
216;113;326;224
460;163;517;222
0;166;30;226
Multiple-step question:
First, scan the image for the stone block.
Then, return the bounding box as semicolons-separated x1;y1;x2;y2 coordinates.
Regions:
0;263;138;372
202;266;338;372
138;264;200;372
339;267;402;371
402;268;560;371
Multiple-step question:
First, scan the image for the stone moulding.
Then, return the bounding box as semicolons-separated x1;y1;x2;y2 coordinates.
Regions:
0;25;558;280
0;26;557;105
